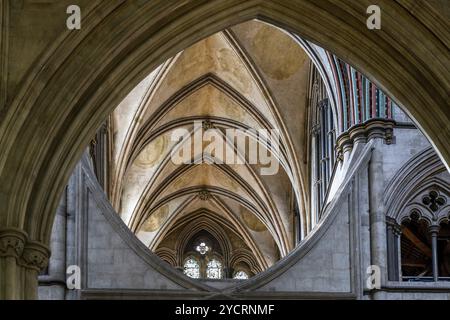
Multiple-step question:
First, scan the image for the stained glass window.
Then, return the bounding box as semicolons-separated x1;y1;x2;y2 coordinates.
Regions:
183;257;200;279
195;242;210;255
206;259;223;279
233;270;249;280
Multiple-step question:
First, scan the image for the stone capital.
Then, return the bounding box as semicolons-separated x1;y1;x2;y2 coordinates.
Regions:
21;241;51;271
386;217;402;236
336;119;396;156
428;225;440;235
0;228;50;271
0;228;27;258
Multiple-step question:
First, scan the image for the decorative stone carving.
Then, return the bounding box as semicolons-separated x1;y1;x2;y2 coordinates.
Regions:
422;190;446;212
386;217;402;236
21;241;50;271
0;228;27;258
198;190;211;201
311;124;320;136
399;188;449;227
336;149;344;163
202;120;214;131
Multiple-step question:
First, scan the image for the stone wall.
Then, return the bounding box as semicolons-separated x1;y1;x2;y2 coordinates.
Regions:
39;125;450;300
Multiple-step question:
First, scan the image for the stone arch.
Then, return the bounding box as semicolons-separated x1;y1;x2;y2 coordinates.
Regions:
385;147;450;225
0;0;449;299
230;248;262;275
154;247;177;267
384;149;450;282
175;219;232;268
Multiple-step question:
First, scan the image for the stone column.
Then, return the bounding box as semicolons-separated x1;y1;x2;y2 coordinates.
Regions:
429;225;440;282
0;228;50;299
368;139;388;299
386;218;401;281
396;227;402;281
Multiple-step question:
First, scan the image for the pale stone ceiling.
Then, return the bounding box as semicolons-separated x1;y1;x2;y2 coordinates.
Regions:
109;20;312;271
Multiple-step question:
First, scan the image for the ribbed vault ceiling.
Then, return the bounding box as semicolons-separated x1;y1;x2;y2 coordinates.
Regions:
109;20;312;272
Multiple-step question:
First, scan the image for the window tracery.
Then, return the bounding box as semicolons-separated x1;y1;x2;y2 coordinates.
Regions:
196;242;210;255
182;236;227;280
386;187;450;282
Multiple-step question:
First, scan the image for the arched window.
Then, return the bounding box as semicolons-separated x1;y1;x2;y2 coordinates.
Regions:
233;270;249;280
313;99;336;215
182;233;228;279
206;258;223;279
309;65;336;224
183;257;200;279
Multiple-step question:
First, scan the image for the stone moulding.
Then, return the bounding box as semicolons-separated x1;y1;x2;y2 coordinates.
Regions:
384;146;450;225
79;144;375;296
336;118;396;159
0;0;9;110
198;190;211;201
80;156;216;292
